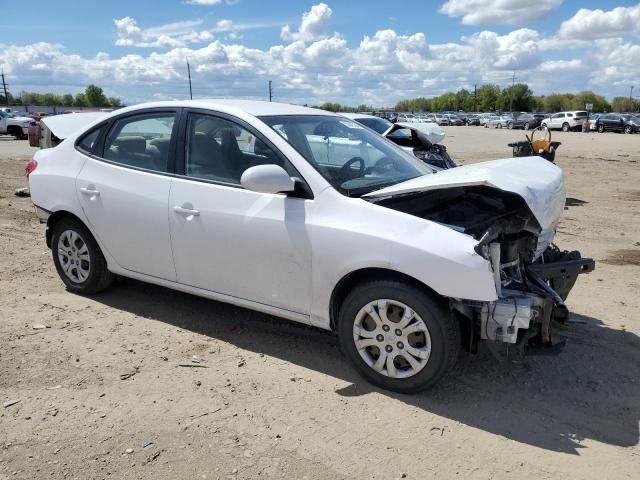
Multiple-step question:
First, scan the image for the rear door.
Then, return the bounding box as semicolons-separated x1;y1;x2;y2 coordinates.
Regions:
76;109;179;280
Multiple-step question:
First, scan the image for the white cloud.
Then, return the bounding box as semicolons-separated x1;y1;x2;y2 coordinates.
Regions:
281;3;332;42
439;0;563;25
557;5;640;40
114;17;214;48
2;2;640;105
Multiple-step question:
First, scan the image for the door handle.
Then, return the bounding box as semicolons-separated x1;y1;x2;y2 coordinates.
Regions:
80;187;100;197
173;206;200;216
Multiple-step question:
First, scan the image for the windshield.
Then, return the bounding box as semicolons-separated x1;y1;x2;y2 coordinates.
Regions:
260;115;433;197
353;116;393;134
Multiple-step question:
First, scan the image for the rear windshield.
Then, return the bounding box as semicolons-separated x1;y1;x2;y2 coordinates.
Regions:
574;111;588;118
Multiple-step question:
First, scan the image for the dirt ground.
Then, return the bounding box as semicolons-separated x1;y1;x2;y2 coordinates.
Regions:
1;127;639;480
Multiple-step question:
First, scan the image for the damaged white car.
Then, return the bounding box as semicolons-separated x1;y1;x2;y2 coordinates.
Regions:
27;100;594;393
342;113;456;169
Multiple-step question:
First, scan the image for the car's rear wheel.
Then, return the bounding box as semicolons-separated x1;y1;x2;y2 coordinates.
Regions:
51;217;115;294
523;122;530;130
507;122;513;129
624;125;632;134
337;280;459;393
562;122;570;132
598;124;605;133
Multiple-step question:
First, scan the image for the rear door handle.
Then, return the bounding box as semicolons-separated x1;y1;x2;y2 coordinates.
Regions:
173;206;200;217
80;187;100;197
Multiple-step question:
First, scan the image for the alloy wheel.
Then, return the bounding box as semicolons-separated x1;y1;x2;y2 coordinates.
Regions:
352;299;431;379
57;230;91;283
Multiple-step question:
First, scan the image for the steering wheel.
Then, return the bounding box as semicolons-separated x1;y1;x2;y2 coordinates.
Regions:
338;157;365;182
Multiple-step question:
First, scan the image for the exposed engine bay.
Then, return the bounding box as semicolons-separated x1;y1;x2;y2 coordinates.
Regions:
374;185;595;357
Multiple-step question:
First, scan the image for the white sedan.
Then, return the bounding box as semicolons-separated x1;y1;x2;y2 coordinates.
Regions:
27;100;594;392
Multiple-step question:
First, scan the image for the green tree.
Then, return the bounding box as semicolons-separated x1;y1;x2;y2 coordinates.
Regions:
611;96;639;113
108;97;122;108
497;83;533;112
61;94;74;106
476;84;501;111
85;84;107;107
572;91;610;112
74;93;88;107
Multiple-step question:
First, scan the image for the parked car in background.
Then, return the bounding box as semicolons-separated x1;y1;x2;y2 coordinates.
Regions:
479;113;496;126
508;113;541;130
444;114;464;126
594;113;640;134
541;111;588;132
341;113;453;169
485;114;513;129
396;113;416;123
0;110;32;139
26;99;594;392
464;114;480;126
588;113;602;131
30;112;50;122
433;114;450;126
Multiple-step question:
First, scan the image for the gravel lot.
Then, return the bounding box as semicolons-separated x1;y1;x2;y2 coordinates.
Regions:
1;127;639;479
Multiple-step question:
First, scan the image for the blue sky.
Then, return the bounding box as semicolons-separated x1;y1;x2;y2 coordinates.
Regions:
1;1;639;105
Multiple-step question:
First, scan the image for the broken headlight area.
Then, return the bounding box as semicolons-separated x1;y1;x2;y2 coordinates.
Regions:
376;185;595;357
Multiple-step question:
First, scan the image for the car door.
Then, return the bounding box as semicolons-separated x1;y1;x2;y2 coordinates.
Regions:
168;110;312;315
76;109;179;280
549;113;563;129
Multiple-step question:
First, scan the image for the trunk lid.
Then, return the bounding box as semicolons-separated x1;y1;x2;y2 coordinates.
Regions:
364;156;565;230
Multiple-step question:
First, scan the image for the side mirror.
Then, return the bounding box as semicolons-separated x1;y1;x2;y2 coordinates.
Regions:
240;164;296;195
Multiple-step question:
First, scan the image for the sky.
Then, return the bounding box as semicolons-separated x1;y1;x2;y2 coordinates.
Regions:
1;0;639;107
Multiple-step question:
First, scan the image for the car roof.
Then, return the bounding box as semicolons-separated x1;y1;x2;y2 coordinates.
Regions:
110;99;337;118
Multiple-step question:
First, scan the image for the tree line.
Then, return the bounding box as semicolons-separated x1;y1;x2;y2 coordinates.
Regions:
317;84;638;113
0;84;121;108
395;85;633;113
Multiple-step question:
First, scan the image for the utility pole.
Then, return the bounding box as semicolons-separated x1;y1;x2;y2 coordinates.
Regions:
268;80;272;102
186;60;193;100
1;71;9;107
473;84;477;112
509;71;516;113
631;85;634;101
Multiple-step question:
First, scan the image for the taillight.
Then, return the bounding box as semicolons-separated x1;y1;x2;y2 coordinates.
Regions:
25;159;38;177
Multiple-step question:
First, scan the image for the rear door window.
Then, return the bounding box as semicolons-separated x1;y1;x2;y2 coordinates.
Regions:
102;113;176;173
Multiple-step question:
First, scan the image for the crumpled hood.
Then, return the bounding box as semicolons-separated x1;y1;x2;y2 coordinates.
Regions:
364;156;566;231
384;121;446;144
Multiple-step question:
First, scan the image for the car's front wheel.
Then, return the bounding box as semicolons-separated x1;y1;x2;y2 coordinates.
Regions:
338;280;459;393
51;217;115;294
598;124;605;133
523;122;530;130
562;122;570;132
624;125;632;134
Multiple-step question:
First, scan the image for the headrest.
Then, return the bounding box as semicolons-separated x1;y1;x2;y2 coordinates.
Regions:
115;136;146;154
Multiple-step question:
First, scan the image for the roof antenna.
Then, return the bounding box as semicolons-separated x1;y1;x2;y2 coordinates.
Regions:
186;59;193;100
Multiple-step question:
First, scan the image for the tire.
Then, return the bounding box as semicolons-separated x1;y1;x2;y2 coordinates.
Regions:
51;217;115;294
624;125;632;134
597;124;605;133
523;122;530;130
561;123;570;132
507;122;513;129
337;279;460;393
